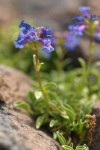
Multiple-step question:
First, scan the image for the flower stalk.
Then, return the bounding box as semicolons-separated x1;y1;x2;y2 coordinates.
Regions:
34;44;50;108
85;36;95;77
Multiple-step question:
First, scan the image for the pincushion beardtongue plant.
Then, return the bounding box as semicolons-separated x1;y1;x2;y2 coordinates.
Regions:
14;21;75;135
14;7;97;150
14;20;54;109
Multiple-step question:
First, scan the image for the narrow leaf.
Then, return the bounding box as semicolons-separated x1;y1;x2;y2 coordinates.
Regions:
78;58;86;68
36;115;47;129
50;120;59;127
62;145;74;150
14;101;33;114
56;131;67;145
44;82;57;90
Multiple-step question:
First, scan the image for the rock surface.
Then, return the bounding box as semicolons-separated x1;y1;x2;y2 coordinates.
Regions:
0;106;60;150
90;102;100;150
0;65;61;150
0;65;33;105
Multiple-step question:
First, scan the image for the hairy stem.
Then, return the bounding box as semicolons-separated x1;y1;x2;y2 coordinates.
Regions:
34;44;49;107
83;36;94;81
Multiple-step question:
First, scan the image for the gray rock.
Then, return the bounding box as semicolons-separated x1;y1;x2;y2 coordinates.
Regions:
0;65;33;106
0;106;61;150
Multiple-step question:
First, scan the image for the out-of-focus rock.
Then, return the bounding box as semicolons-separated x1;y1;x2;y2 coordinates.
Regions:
0;65;33;105
0;106;61;150
0;0;99;29
0;0;81;29
87;0;100;15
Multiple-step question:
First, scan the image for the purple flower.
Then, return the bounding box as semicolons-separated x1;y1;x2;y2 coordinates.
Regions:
65;34;79;50
19;20;39;41
14;20;55;55
65;6;100;51
14;21;39;48
68;24;86;36
93;32;100;41
79;6;91;17
90;14;97;21
41;39;54;55
19;20;33;33
39;26;53;38
73;16;85;22
14;32;29;48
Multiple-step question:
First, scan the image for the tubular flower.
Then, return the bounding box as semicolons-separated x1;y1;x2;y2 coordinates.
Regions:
79;6;91;17
14;20;54;55
68;24;86;36
41;39;54;55
65;34;79;50
38;26;53;38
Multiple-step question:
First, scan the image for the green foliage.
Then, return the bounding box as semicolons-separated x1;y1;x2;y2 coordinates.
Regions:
12;56;99;149
14;66;99;140
56;131;89;150
1;21;100;150
14;101;33;114
14;55;100;148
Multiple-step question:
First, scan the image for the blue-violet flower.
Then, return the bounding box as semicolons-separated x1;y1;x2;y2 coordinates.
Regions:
65;6;100;50
14;20;54;55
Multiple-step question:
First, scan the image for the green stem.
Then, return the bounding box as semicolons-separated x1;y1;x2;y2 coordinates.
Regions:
34;44;49;107
87;36;94;71
84;36;94;78
84;36;95;98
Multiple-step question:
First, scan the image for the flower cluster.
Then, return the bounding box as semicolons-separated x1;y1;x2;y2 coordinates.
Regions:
65;6;100;50
14;20;54;55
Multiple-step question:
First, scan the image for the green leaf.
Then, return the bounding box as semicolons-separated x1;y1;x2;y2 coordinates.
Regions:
36;114;47;129
62;145;74;150
75;145;88;150
49;120;59;127
56;131;67;145
73;119;86;134
34;91;42;99
27;91;35;104
61;145;88;150
44;82;57;90
64;104;75;112
33;54;44;71
61;104;75;123
84;100;94;115
14;101;33;114
33;54;37;70
53;132;57;139
78;58;86;68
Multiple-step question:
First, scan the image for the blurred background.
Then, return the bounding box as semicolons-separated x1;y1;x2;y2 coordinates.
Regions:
0;0;100;75
0;0;100;29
